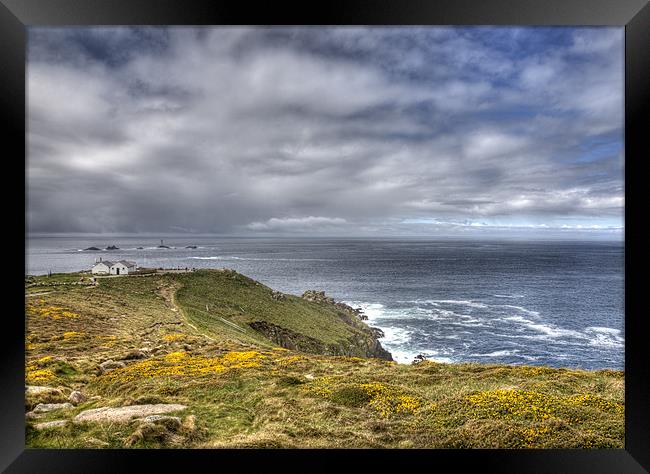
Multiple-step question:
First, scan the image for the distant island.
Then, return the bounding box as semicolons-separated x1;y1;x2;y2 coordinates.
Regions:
24;269;624;449
82;242;193;251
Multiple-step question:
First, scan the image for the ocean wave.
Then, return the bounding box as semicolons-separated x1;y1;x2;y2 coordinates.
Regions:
189;256;241;260
344;298;622;366
470;349;519;357
426;299;489;309
496;305;540;317
373;325;412;345
584;326;624;348
188;255;329;262
395;299;440;307
343;301;387;320
502;317;624;348
503;315;584;339
586;326;623;336
396;299;489;309
387;348;455;365
346;301;491;325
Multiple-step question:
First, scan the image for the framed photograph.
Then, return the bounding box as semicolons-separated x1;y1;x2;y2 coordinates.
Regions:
4;0;649;471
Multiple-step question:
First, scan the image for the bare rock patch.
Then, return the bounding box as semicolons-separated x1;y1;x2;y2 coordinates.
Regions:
74;404;187;423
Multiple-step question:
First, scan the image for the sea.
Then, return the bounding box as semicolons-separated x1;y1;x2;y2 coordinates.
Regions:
26;236;624;370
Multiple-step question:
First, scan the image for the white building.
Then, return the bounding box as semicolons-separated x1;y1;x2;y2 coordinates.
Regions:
91;259;137;275
109;260;137;275
91;259;113;275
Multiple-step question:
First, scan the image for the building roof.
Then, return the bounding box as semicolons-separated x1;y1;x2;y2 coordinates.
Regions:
92;260;136;269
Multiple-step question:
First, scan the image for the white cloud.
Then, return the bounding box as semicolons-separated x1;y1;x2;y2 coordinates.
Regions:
26;27;624;236
246;216;347;231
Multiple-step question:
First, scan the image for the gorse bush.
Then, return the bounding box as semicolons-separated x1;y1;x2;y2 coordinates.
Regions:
24;270;624;449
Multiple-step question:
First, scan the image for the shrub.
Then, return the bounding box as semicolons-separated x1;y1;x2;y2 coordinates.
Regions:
329;386;373;407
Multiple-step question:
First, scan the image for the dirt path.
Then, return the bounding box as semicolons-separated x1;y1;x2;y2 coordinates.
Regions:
159;283;216;342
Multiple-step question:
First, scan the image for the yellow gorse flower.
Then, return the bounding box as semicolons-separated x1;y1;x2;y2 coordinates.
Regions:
26;368;56;383
26;302;79;319
466;389;624;422
100;351;267;383
275;355;305;366
359;383;424;416
303;378;429;417
568;393;624;414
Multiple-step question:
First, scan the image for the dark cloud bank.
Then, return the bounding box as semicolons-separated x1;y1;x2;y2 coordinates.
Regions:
27;27;624;239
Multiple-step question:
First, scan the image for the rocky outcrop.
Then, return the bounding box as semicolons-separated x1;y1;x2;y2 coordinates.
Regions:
69;390;87;406
98;360;126;374
124;414;192;447
302;291;366;319
302;290;335;304
34;420;68;430
31;402;74;414
119;350;148;361
249;321;325;353
74;404;187;423
248;320;392;361
412;354;428;364
297;290;392;360
138;415;182;431
26;386;64;397
270;290;285;301
33;402;74;413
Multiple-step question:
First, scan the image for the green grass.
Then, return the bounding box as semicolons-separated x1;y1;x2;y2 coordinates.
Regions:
171;270;388;358
24;269;625;449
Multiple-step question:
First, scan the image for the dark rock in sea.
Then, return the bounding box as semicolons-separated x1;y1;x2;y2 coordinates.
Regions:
412;354;429;365
84;247;101;251
157;245;171;249
136;247;144;250
105;245;119;250
185;245;197;249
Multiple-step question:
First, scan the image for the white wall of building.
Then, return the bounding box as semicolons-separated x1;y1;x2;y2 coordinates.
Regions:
91;262;111;274
110;263;131;275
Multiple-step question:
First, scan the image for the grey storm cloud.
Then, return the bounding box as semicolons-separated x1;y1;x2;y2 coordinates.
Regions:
27;27;624;237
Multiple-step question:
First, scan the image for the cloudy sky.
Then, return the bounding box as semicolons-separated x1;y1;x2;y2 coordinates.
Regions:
27;27;624;238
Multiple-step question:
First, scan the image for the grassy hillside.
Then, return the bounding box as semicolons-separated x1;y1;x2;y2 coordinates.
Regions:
173;269;391;358
24;270;624;448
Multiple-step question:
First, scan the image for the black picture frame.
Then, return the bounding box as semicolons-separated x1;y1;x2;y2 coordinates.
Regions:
4;0;648;472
